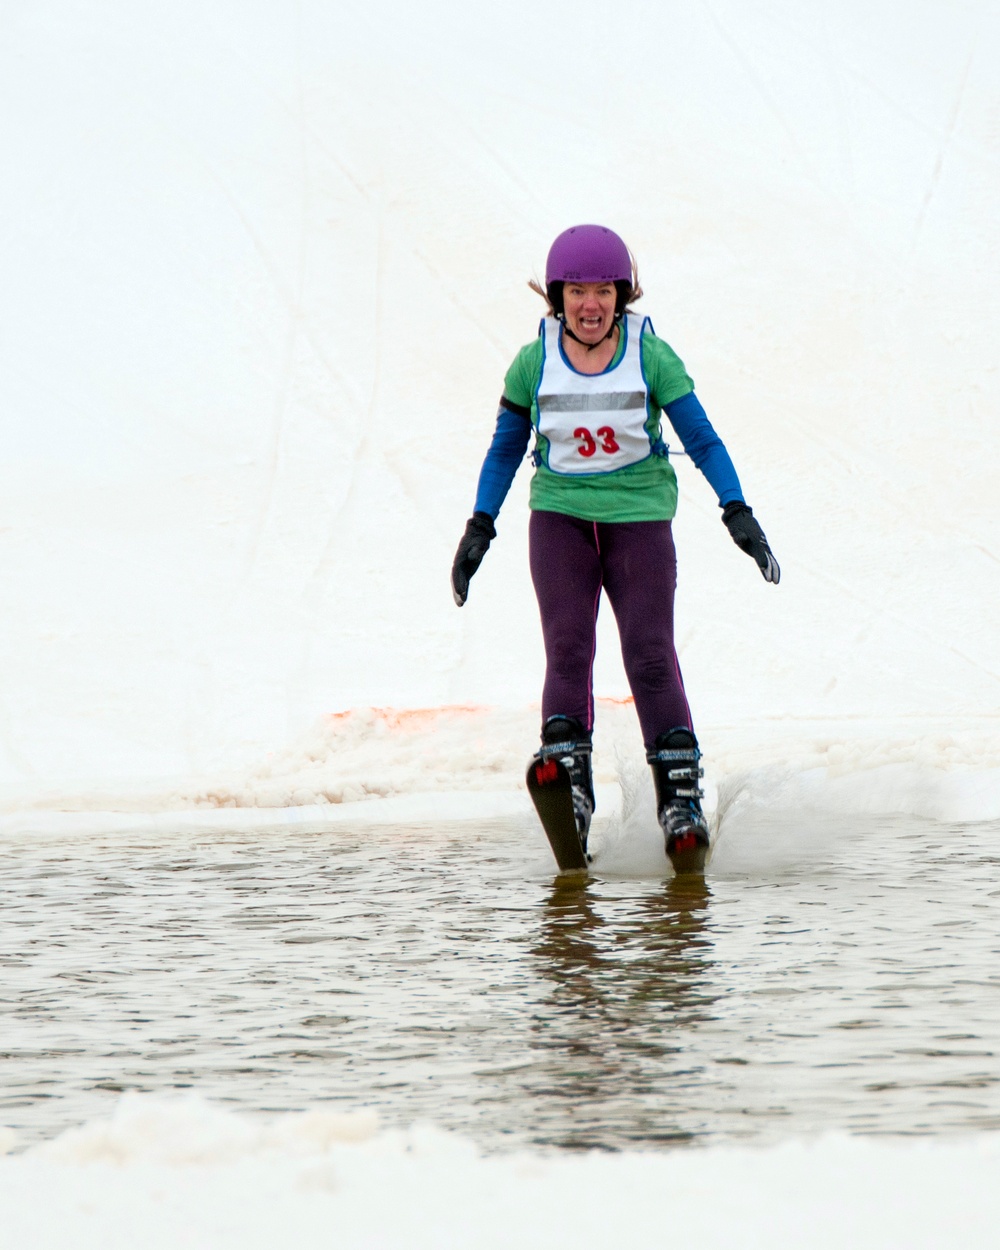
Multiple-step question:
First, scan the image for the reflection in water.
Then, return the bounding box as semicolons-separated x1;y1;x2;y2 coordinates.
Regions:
521;877;718;1148
4;816;1000;1151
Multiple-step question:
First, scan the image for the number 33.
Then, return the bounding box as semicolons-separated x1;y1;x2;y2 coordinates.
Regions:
573;426;620;457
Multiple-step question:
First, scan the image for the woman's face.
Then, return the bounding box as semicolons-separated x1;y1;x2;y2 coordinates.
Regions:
562;281;617;344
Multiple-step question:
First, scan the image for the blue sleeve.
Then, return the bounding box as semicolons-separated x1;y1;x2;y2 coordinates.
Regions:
663;392;744;507
473;402;532;519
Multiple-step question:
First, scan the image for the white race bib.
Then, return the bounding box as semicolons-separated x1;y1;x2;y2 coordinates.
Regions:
535;314;654;475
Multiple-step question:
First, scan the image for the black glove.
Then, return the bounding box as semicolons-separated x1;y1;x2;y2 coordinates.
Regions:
451;512;496;606
722;501;780;584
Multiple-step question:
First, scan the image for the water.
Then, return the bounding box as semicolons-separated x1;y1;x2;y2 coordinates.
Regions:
2;811;1000;1151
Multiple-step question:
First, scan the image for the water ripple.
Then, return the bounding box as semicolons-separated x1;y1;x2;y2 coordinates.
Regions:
1;814;999;1148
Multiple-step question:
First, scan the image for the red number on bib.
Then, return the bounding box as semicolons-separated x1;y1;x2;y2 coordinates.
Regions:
574;427;597;457
573;426;620;457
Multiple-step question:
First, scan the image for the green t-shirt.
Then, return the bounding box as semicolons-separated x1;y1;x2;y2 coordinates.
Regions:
503;324;694;522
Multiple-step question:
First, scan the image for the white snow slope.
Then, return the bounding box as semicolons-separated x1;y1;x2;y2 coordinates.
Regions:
2;0;998;817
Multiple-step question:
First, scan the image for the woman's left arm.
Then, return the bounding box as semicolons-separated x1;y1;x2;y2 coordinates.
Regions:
663;391;780;584
663;391;744;506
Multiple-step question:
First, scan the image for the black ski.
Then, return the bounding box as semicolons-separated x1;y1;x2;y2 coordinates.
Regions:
526;756;589;873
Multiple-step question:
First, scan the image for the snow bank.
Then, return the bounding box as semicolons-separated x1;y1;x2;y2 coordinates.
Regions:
715;733;1000;824
2;1093;999;1249
29;1092;379;1167
5;704;998;834
2;707;999;875
199;712;1000;824
0;702;635;813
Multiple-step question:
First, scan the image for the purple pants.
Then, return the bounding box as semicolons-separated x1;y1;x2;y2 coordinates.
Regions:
528;510;693;746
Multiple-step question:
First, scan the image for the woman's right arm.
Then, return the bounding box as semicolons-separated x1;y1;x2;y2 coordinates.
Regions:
451;342;539;606
473;398;532;519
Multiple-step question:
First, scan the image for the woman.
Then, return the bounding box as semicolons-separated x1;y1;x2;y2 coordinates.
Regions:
451;225;779;872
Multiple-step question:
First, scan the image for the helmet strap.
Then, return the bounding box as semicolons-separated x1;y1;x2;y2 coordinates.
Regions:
560;316;622;352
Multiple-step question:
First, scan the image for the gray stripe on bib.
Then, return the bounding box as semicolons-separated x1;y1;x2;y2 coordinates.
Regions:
537;391;647;413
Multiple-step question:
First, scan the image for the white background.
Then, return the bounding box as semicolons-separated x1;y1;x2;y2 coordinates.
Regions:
2;0;998;797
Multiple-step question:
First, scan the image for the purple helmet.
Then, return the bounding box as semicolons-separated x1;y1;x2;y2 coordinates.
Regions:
545;224;632;285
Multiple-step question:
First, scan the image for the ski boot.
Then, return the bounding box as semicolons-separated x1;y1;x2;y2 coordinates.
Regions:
536;715;595;857
647;727;709;875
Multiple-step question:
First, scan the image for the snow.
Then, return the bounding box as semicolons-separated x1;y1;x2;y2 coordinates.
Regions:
2;0;998;808
3;1093;1000;1250
6;704;1000;840
2;0;1000;1241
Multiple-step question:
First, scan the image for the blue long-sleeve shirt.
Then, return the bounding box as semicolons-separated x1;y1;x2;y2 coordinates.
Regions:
663;391;744;507
473;401;532;518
